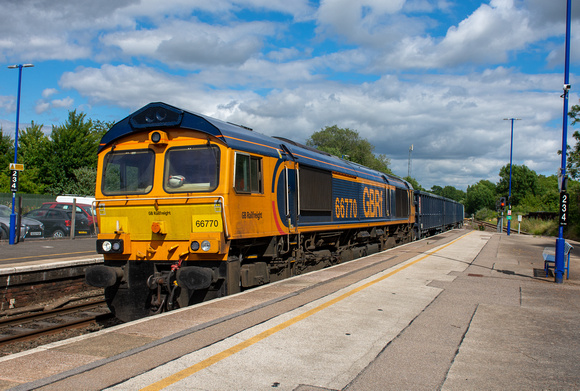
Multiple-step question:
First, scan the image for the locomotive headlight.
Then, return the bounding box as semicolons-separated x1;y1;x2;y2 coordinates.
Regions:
201;240;211;252
102;241;112;252
148;130;168;144
191;241;200;251
97;239;125;254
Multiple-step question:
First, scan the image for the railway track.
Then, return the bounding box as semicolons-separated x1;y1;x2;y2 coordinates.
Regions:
471;219;529;235
0;299;112;348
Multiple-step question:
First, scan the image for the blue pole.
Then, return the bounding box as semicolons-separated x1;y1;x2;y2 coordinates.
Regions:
7;63;33;245
555;0;572;284
503;118;520;236
8;65;23;245
508;119;514;236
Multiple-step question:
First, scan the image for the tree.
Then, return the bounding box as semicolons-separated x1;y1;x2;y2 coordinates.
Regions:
0;112;110;195
569;99;580;126
0;129;14;192
19;122;48;167
430;185;465;203
564;130;580;179
531;175;559;212
306;125;392;174
566;101;580;178
45;110;101;194
404;176;423;191
17;121;49;194
92;119;115;141
441;186;466;203
430;185;443;196
57;167;98;195
465;180;496;216
496;164;538;206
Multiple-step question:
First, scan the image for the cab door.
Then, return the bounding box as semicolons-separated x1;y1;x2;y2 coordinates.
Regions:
280;145;298;231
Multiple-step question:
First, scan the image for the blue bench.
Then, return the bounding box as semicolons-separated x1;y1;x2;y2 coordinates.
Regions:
543;242;573;279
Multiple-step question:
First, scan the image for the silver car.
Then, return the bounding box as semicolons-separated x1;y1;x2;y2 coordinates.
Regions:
0;205;44;240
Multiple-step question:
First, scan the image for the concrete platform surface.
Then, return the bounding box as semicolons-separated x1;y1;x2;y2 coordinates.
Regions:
0;237;100;271
0;229;578;391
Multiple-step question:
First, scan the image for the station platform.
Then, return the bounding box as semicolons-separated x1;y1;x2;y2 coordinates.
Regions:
0;229;579;391
0;237;99;270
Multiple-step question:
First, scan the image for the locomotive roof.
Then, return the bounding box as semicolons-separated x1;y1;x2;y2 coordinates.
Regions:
99;102;411;190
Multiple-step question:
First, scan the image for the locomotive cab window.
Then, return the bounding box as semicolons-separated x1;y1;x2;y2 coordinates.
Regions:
234;153;262;194
164;145;220;192
102;149;155;195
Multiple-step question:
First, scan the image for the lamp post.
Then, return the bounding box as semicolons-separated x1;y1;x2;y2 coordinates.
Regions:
555;0;572;284
408;144;413;178
7;63;34;245
503;118;520;236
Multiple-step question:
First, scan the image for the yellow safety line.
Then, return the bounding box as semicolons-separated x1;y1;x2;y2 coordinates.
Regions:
141;231;474;391
0;251;96;262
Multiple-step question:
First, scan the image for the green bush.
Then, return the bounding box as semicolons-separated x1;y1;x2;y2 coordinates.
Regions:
475;208;495;221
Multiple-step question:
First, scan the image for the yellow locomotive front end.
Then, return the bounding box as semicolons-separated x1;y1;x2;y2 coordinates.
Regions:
86;104;239;321
96;131;228;262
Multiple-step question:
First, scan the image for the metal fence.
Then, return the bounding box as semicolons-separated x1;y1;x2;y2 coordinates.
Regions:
0;193;98;240
0;193;57;213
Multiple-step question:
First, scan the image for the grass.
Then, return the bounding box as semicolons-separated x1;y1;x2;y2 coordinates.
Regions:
519;218;558;237
488;216;579;241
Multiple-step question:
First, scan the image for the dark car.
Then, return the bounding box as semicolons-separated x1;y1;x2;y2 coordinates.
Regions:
41;202;98;233
24;208;90;238
0;205;44;240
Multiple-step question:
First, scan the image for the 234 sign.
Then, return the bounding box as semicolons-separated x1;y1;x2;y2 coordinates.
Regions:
559;192;569;226
10;170;18;193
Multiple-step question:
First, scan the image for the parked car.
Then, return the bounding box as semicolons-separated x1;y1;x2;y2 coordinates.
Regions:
0;205;44;240
41;202;98;233
24;208;90;238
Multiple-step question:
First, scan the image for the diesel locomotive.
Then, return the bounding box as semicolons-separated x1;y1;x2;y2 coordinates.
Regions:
85;102;463;322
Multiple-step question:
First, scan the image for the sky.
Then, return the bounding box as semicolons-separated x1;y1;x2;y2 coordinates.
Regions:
0;0;579;191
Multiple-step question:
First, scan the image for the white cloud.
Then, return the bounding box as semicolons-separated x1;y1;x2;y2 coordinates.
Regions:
100;29;169;57
51;97;74;109
316;0;422;47
117;0;314;22
58;64;260;116
100;19;277;67
0;0;578;191
0;95;15;114
267;47;303;62
35;101;51;115
0;0;311;64
34;96;74;114
42;88;59;99
56;60;570;189
381;0;547;69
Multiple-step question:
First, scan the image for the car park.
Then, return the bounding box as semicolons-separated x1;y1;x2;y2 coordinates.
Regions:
0;205;44;240
40;202;98;233
24;208;90;238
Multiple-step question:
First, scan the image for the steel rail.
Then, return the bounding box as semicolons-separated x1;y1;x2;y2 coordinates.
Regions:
0;299;111;347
